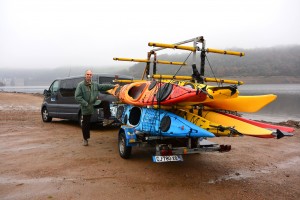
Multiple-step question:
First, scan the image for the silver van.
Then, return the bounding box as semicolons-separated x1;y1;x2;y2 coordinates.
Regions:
41;73;132;126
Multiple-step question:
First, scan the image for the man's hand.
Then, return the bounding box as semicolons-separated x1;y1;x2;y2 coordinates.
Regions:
114;84;120;88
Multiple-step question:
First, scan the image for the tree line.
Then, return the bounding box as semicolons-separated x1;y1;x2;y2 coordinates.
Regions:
117;45;300;78
1;45;299;86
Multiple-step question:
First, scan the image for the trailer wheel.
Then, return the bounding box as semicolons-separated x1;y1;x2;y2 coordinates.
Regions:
191;138;199;148
118;130;132;159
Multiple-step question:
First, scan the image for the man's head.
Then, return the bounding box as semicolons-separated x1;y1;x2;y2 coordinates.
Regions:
85;70;93;83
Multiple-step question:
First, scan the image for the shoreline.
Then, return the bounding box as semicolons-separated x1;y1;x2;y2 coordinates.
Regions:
1;91;299;128
0;76;300;88
0;92;299;199
223;76;300;84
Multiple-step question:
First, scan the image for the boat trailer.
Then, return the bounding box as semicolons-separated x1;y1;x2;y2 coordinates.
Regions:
118;125;231;163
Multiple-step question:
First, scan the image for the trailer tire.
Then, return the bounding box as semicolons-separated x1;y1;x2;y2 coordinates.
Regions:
191;138;199;148
118;130;132;159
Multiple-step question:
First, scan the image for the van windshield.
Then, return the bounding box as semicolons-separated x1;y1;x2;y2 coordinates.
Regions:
98;77;114;84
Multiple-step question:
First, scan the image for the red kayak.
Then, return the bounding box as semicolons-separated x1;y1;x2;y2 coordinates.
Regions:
109;81;207;106
222;113;295;133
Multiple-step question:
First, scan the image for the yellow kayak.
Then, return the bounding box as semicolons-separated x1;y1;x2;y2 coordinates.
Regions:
201;110;273;137
172;109;241;137
203;94;277;113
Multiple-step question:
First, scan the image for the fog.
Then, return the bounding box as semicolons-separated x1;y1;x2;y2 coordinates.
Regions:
1;0;300;70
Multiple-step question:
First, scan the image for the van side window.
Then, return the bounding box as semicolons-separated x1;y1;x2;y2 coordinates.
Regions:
60;80;71;97
73;78;83;89
50;80;59;93
60;78;83;97
98;77;113;84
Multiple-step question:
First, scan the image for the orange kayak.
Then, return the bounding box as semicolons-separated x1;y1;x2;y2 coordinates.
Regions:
108;81;207;106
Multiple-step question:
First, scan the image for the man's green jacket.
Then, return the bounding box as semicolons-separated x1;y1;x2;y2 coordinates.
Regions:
75;81;115;115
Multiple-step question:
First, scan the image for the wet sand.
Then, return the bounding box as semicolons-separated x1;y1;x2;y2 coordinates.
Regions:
0;92;299;200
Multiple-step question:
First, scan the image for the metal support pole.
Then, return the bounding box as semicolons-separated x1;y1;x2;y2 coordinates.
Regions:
153;52;157;75
200;39;206;77
150;36;204;52
193;38;197;66
141;52;152;80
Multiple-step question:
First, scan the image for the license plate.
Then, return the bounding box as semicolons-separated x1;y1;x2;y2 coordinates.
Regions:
152;155;183;163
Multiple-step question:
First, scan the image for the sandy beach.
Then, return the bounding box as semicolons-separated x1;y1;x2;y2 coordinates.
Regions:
0;92;299;200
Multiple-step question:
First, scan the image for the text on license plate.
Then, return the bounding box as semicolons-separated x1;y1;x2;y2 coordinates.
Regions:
152;155;183;162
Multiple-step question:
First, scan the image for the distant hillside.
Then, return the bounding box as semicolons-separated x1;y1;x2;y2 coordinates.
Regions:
1;45;299;85
117;45;300;79
0;66;124;86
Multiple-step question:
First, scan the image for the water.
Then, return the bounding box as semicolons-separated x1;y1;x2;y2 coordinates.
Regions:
0;86;47;94
238;84;300;122
238;84;300;95
1;84;299;122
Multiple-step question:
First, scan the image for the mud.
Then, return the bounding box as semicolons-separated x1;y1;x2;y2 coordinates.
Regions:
0;92;299;200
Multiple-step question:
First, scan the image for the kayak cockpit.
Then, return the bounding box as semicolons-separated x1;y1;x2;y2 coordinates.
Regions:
128;83;147;100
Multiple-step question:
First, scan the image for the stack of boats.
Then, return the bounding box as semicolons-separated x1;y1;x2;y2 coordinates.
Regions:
109;36;294;139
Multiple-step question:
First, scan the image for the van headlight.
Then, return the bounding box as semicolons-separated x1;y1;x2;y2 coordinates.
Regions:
110;106;117;117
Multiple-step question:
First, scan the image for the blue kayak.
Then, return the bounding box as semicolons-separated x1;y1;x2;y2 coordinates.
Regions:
117;105;215;138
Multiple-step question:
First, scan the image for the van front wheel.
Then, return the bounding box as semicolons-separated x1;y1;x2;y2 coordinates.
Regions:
42;107;52;122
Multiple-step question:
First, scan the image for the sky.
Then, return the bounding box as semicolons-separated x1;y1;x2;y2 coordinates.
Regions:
0;0;300;69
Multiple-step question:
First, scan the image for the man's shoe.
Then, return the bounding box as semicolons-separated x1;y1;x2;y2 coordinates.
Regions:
83;139;88;146
103;119;114;126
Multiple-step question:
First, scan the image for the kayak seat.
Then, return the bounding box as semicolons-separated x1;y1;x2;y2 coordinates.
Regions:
128;83;147;100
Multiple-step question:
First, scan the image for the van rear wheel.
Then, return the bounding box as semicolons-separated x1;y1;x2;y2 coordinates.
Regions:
42;107;52;122
78;112;83;127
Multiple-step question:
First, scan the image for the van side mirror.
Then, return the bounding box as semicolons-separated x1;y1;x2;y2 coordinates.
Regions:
43;89;50;96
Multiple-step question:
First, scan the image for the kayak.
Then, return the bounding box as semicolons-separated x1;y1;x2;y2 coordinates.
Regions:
109;81;208;106
171;109;241;137
161;79;239;101
221;113;295;133
201;110;274;137
203;94;277;113
114;78;240;103
117;105;215;138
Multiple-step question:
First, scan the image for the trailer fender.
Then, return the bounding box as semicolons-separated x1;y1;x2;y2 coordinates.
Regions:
120;125;138;147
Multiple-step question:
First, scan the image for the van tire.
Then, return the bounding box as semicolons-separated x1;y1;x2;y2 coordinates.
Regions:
41;107;52;122
78;112;83;127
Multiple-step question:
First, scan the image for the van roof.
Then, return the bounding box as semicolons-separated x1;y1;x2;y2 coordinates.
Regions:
56;73;133;80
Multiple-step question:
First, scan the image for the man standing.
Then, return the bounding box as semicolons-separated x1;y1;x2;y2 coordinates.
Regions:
75;69;117;146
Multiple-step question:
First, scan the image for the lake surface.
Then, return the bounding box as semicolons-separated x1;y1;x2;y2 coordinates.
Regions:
238;84;300;122
0;86;47;94
1;84;299;122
